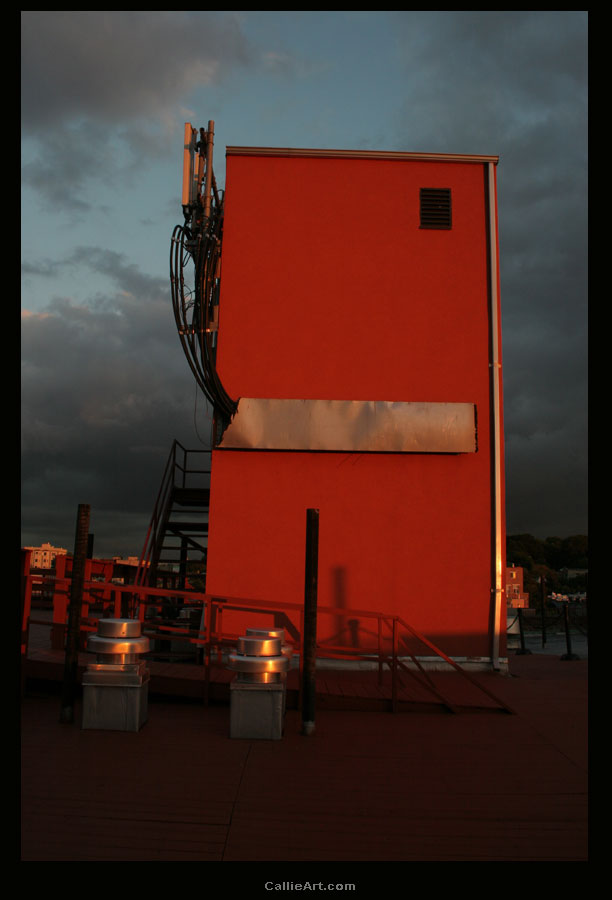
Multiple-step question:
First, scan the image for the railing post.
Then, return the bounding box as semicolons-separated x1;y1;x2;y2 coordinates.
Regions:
540;576;547;648
298;608;305;710
179;537;188;590
515;606;531;655
60;504;90;724
561;603;580;661
112;587;120;618
137;591;146;623
82;558;92;633
120;586;130;618
391;617;398;714
216;604;224;664
21;550;33;696
301;508;319;736
51;554;68;649
203;596;213;706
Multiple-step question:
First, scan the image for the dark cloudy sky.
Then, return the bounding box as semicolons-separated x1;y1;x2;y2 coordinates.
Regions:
21;11;587;557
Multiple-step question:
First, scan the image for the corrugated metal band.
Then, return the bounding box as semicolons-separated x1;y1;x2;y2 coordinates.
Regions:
218;399;477;453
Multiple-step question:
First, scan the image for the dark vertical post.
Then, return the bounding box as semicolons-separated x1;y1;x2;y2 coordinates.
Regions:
391;618;398;714
540;576;547;648
179;537;188;591
120;591;130;618
561;603;579;661
516;607;531;655
21;549;33;697
60;504;90;724
301;508;319;736
203;596;213;707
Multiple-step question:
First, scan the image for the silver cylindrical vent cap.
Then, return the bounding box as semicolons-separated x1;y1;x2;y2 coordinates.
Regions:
87;618;150;664
246;627;293;658
236;636;281;657
96;618;143;639
227;652;289;674
246;627;285;640
88;634;150;656
228;631;290;681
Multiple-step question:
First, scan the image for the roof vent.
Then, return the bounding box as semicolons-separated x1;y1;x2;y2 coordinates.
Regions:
420;188;452;229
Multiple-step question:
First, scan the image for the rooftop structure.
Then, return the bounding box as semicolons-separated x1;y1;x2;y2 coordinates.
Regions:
172;127;505;669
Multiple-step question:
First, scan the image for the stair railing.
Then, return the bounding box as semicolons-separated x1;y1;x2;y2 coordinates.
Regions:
135;442;180;586
135;441;212;587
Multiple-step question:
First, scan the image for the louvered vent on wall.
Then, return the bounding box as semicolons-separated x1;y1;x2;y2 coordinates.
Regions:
420;188;452;229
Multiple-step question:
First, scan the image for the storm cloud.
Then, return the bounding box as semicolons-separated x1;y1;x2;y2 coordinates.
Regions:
21;11;587;555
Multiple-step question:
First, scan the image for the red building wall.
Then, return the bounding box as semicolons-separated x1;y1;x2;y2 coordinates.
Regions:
206;149;505;663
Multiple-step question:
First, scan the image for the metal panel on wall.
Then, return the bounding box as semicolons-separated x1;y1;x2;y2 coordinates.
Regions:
219;399;477;453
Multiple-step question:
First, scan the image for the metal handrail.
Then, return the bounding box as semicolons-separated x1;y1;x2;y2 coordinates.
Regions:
135;443;177;586
135;441;211;586
22;571;514;713
393;614;514;714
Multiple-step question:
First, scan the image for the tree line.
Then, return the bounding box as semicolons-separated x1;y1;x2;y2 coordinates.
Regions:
507;533;588;598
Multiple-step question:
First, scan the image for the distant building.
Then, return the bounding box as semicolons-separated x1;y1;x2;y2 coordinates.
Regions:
24;547;143;584
506;565;529;608
57;554;143;585
24;542;67;569
108;556;141;584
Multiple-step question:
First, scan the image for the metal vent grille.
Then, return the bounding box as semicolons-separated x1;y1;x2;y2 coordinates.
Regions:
420;188;452;229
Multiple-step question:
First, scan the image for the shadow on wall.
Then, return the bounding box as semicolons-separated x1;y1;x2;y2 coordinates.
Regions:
217;603;500;660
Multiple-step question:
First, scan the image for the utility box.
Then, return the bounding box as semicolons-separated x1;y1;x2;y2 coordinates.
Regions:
229;681;285;741
204;145;506;670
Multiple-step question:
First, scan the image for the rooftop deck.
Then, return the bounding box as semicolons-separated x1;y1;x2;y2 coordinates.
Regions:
21;642;587;863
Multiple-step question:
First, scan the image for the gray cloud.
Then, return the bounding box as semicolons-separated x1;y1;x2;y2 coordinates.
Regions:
21;249;210;555
389;11;587;536
21;11;255;210
21;11;253;130
21;120;121;212
21;11;588;549
505;427;587;538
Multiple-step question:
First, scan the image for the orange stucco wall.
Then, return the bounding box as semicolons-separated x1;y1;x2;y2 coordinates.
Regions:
206;151;505;659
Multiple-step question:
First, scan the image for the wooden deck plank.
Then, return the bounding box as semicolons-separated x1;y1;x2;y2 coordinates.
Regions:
21;651;587;863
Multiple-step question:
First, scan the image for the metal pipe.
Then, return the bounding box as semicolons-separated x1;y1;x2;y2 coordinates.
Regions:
301;509;319;736
540;576;547;648
203;120;214;222
182;123;195;208
60;503;91;724
516;607;531;655
391;618;398;714
487;161;504;670
196;140;204;204
561;603;579;661
21;550;33;696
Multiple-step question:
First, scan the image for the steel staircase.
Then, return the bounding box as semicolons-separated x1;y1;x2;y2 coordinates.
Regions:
136;441;210;590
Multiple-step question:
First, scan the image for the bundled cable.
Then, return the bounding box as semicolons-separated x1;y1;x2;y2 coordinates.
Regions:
170;149;238;428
